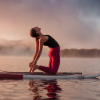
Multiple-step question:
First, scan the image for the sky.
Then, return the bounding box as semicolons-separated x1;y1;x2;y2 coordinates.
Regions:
0;0;100;50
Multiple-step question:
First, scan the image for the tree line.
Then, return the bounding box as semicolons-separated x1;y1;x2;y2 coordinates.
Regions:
60;49;100;57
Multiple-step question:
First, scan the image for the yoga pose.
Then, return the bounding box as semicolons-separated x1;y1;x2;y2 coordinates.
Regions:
29;26;60;74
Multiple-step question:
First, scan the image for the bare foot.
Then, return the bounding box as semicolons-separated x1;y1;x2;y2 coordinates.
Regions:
31;65;39;73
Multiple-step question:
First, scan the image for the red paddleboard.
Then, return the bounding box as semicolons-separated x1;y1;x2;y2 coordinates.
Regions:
0;72;23;79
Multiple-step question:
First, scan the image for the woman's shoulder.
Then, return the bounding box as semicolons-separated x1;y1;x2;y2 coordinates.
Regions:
35;35;45;42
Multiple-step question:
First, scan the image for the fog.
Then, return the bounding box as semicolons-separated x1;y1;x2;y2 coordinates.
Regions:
0;38;49;56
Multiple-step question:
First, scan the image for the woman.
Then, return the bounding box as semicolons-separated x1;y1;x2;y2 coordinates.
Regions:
29;26;60;74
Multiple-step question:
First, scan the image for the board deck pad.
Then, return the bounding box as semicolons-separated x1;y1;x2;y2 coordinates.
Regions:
10;72;82;75
0;72;82;79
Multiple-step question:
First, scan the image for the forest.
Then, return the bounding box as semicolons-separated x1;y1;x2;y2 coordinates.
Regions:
60;49;100;57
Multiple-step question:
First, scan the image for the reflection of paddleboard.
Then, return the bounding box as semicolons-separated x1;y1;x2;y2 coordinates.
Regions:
0;72;100;79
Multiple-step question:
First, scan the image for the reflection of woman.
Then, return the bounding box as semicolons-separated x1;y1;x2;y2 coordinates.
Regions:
28;80;40;100
45;80;62;99
28;80;61;99
29;26;60;74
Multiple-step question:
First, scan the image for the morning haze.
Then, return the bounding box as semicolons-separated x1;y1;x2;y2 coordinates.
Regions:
0;0;100;56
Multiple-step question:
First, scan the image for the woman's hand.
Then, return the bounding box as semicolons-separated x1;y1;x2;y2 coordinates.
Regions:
29;62;33;67
29;62;34;73
29;62;36;73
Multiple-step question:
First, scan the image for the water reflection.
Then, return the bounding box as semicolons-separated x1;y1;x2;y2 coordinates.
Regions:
28;79;62;100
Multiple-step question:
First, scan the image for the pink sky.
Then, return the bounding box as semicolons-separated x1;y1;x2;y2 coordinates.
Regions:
0;0;100;49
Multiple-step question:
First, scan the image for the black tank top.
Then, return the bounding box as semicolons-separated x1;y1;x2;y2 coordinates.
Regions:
43;35;59;48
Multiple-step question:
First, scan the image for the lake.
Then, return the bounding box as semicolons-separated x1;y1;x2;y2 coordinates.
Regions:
0;56;100;100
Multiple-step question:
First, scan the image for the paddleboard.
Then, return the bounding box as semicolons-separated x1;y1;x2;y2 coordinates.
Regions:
0;72;100;79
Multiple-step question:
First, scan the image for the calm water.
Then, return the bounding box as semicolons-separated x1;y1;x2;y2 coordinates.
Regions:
0;56;100;100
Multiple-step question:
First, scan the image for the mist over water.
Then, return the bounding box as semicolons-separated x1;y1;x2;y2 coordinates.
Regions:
0;38;49;56
0;39;33;56
0;38;100;57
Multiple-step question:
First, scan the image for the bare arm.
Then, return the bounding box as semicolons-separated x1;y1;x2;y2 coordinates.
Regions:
32;38;39;62
33;37;44;64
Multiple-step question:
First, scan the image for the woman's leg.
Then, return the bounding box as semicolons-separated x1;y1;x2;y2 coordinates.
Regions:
39;66;56;74
39;47;60;74
39;55;60;74
51;55;60;73
48;56;52;68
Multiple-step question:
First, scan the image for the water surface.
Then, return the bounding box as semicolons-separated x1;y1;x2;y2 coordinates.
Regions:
0;56;100;100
